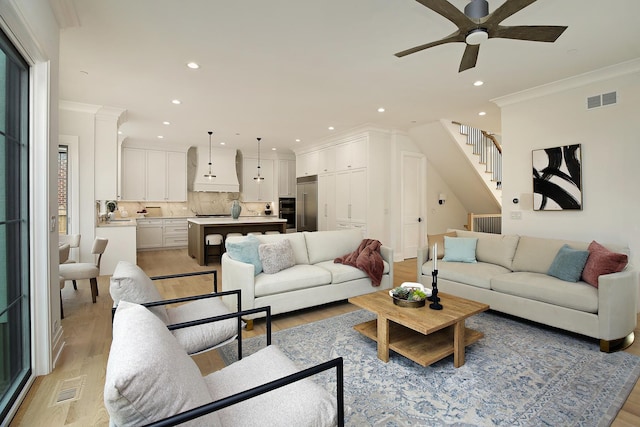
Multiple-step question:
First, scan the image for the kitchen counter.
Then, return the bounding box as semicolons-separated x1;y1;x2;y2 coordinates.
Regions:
96;219;137;227
187;217;287;266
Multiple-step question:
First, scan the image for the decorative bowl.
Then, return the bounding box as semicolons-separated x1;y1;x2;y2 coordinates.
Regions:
389;283;431;308
391;296;426;308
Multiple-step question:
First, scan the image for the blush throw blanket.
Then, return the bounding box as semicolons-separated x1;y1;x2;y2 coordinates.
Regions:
334;239;384;286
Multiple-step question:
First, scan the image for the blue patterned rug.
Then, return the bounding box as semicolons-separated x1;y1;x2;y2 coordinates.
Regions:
218;309;640;426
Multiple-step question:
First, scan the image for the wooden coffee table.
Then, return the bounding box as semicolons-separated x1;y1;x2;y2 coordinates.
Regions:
349;290;489;368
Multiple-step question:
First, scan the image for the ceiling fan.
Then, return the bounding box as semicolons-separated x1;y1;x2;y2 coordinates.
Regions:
395;0;568;72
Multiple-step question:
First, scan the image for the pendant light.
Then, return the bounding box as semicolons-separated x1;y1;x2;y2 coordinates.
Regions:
253;137;264;182
203;131;216;180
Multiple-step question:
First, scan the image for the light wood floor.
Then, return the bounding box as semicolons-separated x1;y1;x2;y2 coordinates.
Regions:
9;249;640;426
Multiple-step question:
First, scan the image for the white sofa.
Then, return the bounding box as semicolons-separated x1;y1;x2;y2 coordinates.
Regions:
222;229;393;328
417;230;638;352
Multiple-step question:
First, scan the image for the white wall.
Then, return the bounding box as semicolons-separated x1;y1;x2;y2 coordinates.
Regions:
426;158;469;234
497;60;640;271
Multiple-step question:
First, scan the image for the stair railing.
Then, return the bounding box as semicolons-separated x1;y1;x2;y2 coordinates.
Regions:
452;121;502;189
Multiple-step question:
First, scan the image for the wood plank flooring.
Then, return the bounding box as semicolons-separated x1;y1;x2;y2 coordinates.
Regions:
9;249;640;426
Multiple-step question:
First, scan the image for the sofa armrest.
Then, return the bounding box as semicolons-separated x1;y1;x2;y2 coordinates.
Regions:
221;253;256;313
597;269;639;340
380;245;394;285
417;245;429;282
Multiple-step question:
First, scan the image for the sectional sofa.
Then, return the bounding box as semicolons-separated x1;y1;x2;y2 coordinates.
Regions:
221;229;393;329
417;230;638;352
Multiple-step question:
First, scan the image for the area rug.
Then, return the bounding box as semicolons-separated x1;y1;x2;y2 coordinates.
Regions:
218;310;640;426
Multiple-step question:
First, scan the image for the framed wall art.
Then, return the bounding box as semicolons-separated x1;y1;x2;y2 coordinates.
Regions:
532;144;582;211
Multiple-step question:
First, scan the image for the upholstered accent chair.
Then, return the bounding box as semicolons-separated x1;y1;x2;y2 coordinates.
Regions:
110;261;239;355
59;237;108;303
105;301;344;426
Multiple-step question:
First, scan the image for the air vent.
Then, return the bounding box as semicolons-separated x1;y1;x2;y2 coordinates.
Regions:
587;91;617;110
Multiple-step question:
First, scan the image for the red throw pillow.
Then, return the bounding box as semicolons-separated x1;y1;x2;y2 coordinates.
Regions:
581;241;628;288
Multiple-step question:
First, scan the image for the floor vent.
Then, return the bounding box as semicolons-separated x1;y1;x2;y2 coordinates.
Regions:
49;375;86;406
587;91;617;109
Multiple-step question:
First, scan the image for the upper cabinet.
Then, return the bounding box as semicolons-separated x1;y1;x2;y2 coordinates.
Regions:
335;136;367;171
278;159;296;197
318;146;336;174
242;157;275;201
95;106;127;200
121;148;187;201
296;151;319;177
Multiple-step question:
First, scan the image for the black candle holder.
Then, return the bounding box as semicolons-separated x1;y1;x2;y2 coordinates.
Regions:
429;269;443;310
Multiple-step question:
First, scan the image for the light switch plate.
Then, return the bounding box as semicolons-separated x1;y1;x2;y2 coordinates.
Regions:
510;211;522;220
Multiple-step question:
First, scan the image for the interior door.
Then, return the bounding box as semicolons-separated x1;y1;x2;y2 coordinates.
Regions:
402;152;425;259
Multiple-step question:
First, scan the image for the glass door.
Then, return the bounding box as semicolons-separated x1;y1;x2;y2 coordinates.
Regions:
0;27;31;420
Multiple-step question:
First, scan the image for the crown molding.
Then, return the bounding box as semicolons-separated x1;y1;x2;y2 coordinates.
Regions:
492;58;640;107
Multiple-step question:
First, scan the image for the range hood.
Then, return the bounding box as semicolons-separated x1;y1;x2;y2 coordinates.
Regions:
188;146;240;192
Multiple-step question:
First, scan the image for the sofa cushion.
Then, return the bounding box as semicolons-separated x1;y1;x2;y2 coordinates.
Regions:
259;239;296;274
427;232;456;259
547;244;589;282
226;234;262;275
511;236;588;274
304;229;363;265
316;259;391;285
254;265;332;297
454;230;520;270
256;232;310;265
110;261;169;324
581;240;629;288
491;272;598;313
442;236;478;263
167;297;237;355
423;260;510;290
105;301;221;427
205;345;337;427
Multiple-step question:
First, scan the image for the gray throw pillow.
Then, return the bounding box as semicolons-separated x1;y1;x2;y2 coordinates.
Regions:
259;239;295;274
547;244;589;282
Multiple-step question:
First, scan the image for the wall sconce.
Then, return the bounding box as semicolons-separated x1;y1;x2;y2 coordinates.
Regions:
438;193;447;205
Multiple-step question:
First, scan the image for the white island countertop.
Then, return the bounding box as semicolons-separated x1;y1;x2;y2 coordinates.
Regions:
188;216;286;225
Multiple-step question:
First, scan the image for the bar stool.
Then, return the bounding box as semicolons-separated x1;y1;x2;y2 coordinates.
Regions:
265;231;281;235
205;234;223;265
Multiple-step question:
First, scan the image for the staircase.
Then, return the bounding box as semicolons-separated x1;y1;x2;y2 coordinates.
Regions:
454;122;502;191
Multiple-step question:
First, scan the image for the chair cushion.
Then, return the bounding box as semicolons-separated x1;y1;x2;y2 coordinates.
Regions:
59;263;99;280
205;345;337;427
105;301;221;427
258;239;295;274
110;261;169;324
167;297;237;355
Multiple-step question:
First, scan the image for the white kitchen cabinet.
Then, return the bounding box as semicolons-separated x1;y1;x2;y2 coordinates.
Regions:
163;218;188;247
278;159;296;197
335;169;367;226
318;173;336;231
242;157;274;201
318;146;336;174
296;151;318;177
335;137;367;171
121;148;186;201
136;218;164;249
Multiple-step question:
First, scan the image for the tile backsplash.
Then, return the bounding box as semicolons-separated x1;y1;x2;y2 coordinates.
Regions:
116;192;275;218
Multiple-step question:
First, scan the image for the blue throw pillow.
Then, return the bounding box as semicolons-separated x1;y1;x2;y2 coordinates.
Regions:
225;234;263;275
547;244;589;282
442;236;478;263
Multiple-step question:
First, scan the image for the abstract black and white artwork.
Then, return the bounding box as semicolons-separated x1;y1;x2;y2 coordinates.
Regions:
532;144;582;211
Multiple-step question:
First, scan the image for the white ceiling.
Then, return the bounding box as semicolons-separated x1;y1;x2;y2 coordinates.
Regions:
57;0;640;154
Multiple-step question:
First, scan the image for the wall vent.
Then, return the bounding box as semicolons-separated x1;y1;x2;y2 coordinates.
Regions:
587;91;617;110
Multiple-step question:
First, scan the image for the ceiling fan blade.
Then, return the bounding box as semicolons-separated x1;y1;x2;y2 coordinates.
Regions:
486;0;537;25
459;44;480;72
395;31;464;57
491;25;568;42
415;0;472;28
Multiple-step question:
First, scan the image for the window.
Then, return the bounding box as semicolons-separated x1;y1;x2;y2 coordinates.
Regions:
0;27;30;420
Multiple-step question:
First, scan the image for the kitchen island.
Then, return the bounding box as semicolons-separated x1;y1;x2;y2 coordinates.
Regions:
188;216;287;265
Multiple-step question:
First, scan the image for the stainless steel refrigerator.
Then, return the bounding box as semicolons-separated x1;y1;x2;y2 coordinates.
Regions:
296;176;318;232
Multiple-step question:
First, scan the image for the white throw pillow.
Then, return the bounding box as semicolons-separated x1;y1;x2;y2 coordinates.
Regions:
258;239;295;274
110;261;169;324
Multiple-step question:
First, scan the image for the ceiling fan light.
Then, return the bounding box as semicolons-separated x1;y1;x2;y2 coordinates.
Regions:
466;29;488;45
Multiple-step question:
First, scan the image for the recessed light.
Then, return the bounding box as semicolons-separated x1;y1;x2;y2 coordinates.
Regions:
219;142;226;145
328;126;335;131
171;99;181;105
478;111;486;116
295;139;301;142
157;135;164;139
186;62;200;69
377;107;385;113
473;80;484;87
163;121;170;125
117;131;123;135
